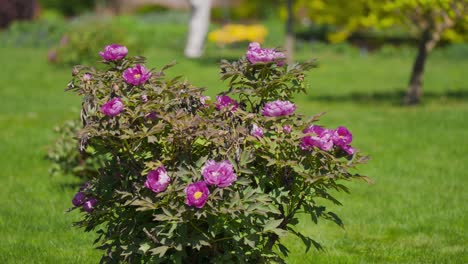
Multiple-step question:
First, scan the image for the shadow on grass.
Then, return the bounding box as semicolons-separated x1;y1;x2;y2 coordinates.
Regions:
307;89;468;105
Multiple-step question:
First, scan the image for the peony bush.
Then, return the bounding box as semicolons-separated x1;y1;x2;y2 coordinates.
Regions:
66;42;369;263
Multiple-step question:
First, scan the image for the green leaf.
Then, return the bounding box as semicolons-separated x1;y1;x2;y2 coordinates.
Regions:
150;246;169;258
264;219;283;232
138;243;151;254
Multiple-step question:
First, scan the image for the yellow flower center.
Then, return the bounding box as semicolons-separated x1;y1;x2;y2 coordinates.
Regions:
194;191;203;199
134;74;141;79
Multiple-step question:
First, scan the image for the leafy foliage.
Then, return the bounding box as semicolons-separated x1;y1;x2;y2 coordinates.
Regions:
47;119;106;179
65;45;369;263
296;0;468;43
48;20;139;66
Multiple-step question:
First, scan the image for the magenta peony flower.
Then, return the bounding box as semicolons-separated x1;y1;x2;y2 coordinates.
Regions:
341;145;355;155
215;95;238;111
332;126;353;146
251;124;264;138
72;192;86;207
144;166;170;193
101;98;123;117
202;160;237;188
185;181;210;208
300;125;334;151
99;44;128;61
261;100;296;117
282;125;292;134
83;198;97;213
123;64;152;86
246;42;286;65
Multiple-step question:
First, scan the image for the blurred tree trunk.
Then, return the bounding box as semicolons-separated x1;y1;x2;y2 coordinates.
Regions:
185;0;212;58
404;29;432;105
403;5;459;105
285;0;295;64
0;0;37;28
95;0;120;15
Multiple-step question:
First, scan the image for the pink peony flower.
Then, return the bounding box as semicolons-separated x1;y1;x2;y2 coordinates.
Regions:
246;42;286;65
202;160;237;188
123;64;151;86
83;198;97;213
82;73;92;81
261;100;296;117
341;144;355;155
251;124;264;138
72;192;86;207
282;125;292;134
200;95;211;106
215;95;238;111
300;125;334;151
99;44;128;61
185;181;210;208
145;166;170;193
332;126;353;146
100;98;123;117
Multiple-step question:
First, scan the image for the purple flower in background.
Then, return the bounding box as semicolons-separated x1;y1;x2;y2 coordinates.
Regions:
185;181;210;208
246;42;286;65
72;192;86;207
99;44;128;61
141;94;148;103
282;125;292;134
215;95;238;111
100;98;123;117
300;125;334;151
59;35;69;46
332;126;353;146
251;124;264;138
261;100;296;117
123;64;151;86
202;160;237;188
83;198;97;213
47;49;57;63
145;166;170;193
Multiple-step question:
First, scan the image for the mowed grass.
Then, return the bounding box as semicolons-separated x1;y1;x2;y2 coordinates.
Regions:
0;29;467;263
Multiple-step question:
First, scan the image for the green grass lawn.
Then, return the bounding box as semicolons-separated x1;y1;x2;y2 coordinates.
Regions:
0;29;467;263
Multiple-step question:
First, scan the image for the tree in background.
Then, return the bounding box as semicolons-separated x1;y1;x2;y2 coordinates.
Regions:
185;0;213;58
297;0;467;104
285;0;295;64
0;0;37;28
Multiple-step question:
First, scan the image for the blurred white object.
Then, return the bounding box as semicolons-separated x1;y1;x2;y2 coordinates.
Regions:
185;0;212;58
